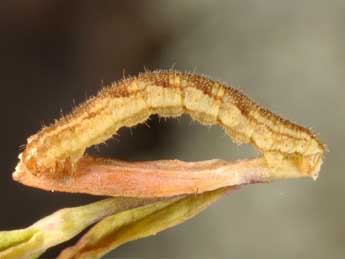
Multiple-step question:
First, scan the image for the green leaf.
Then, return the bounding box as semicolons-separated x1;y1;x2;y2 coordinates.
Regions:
58;187;233;259
0;197;161;259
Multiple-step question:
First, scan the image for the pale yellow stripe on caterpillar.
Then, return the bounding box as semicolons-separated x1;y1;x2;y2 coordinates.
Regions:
16;70;324;179
144;72;184;117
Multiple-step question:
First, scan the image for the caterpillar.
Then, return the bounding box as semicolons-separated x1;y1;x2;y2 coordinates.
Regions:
14;70;324;181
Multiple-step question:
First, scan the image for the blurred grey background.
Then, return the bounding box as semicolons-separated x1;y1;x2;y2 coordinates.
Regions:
1;1;344;258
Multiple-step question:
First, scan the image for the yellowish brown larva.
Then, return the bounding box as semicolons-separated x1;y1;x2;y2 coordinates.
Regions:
14;70;324;181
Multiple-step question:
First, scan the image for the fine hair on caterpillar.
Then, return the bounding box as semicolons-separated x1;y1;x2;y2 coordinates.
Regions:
14;70;324;182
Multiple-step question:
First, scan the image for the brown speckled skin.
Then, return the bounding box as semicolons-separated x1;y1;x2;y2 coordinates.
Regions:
16;70;324;179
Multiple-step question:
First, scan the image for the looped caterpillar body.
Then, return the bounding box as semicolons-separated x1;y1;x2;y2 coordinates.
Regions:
14;70;324;181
